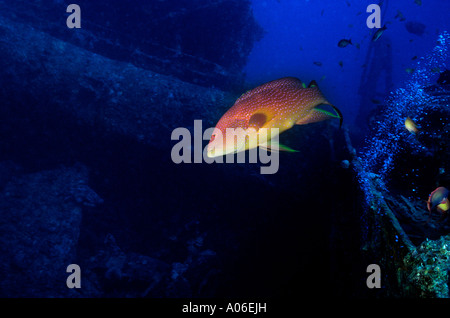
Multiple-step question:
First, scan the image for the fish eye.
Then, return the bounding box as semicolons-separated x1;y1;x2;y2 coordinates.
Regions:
211;134;216;142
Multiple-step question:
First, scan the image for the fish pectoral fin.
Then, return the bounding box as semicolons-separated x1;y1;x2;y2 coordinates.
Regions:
295;103;343;128
260;141;298;153
295;108;334;125
248;112;268;131
277;143;299;152
315;103;343;128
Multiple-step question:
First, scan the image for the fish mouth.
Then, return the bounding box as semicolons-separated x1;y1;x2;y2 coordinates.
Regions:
206;145;217;158
207;143;244;158
207;149;218;158
206;143;225;158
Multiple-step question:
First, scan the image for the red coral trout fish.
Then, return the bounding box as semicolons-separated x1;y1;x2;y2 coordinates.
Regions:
207;77;342;158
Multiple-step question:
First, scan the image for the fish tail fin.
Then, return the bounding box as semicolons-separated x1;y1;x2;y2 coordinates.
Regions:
317;102;343;128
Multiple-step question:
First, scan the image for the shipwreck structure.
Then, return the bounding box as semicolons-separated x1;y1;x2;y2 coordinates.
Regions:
0;0;449;298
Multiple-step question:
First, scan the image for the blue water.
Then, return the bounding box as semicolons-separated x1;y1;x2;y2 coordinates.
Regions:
245;0;450;126
0;0;449;301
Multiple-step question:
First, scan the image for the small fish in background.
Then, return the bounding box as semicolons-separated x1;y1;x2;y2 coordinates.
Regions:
405;116;419;134
394;10;406;22
414;0;422;6
371;99;382;104
321;9;325;16
405;68;415;74
427;187;449;216
405;21;426;36
345;0;351;7
338;61;344;68
355;43;360;49
320;75;326;81
313;61;322;66
338;39;352;48
411;56;418;60
372;25;387;42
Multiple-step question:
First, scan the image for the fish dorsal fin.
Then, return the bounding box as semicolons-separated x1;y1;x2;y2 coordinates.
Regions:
308;80;318;88
248;113;267;130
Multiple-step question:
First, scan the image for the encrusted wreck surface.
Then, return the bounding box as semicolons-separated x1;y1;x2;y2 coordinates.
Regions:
355;86;450;298
0;163;103;297
0;124;361;297
0;11;240;149
0;0;263;90
0;3;364;297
